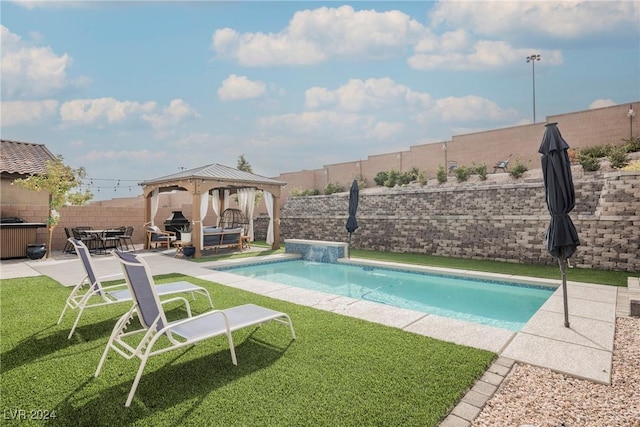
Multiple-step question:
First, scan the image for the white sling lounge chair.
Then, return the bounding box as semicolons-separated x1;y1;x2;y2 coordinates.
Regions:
58;238;213;339
96;250;296;407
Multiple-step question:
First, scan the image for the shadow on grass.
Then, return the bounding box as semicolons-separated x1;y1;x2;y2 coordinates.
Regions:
0;318;116;373
53;337;290;425
1;305;194;374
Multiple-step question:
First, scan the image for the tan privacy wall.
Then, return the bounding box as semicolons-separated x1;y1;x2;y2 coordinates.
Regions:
276;103;637;205
279;170;640;272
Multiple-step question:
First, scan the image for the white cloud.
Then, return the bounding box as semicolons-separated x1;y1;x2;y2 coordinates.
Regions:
60;97;156;125
428;1;639;38
409;40;563;71
212;5;426;66
589;99;617;109
0;99;58;126
429;95;518;122
369;121;404;140
0;25;88;98
259;110;369;135
218;74;267;101
305;78;431;112
142;99;200;140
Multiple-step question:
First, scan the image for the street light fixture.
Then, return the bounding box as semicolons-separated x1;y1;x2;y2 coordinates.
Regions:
628;104;635;139
526;54;541;123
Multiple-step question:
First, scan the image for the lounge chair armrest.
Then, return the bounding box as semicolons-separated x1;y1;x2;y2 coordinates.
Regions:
160;296;192;317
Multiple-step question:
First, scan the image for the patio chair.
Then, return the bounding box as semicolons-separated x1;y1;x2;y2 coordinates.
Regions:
72;227;99;252
96;250;296;407
58;238;213;339
146;225;176;250
493;154;512;173
119;226;135;252
63;227;75;254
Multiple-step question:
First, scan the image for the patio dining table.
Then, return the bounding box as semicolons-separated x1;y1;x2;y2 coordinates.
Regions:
81;228;126;253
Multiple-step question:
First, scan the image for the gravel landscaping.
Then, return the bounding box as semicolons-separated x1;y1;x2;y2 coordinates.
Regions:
472;317;640;427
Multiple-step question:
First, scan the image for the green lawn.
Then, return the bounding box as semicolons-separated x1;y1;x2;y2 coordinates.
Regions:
1;274;494;426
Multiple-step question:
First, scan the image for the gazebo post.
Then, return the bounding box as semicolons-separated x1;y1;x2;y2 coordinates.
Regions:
193;191;202;258
272;192;281;250
144;189;152;249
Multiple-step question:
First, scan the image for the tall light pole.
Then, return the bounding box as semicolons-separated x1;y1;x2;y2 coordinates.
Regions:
442;141;448;171
526;54;541;123
628;104;635;139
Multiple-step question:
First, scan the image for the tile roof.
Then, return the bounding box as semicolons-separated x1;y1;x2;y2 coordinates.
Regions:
1;139;57;177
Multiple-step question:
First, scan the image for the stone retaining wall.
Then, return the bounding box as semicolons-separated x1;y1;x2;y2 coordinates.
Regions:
279;171;640;272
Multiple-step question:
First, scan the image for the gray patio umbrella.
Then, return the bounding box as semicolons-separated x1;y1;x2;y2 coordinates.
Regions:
346;179;359;258
538;122;580;328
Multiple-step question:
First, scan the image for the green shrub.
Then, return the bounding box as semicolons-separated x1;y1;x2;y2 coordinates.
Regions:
436;165;447;184
471;163;488;181
623;136;640;153
578;155;600;172
417;171;428;186
384;169;401;187
324;182;344;195
608;147;630;169
579;144;613;159
374;171;388;186
399;171;415;185
509;161;528;179
354;174;367;189
453;166;470;182
290;188;320;197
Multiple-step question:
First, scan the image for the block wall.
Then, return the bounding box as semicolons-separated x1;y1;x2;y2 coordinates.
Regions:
279;171;640;272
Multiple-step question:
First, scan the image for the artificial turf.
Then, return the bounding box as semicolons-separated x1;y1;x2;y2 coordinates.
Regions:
1;274;494;426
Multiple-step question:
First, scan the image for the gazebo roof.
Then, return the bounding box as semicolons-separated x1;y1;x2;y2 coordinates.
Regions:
140;163;286;187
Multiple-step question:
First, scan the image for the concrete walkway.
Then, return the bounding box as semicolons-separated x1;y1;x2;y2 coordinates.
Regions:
0;250;621;425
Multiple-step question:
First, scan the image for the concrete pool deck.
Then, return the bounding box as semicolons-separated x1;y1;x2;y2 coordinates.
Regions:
1;251;619;386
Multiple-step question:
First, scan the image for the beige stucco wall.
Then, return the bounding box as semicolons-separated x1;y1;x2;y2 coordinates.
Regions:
275;103;637;206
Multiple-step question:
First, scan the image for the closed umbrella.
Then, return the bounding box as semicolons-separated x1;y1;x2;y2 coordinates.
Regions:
346;179;359;258
538;122;580;328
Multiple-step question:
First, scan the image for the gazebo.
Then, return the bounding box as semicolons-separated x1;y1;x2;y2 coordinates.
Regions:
140;164;287;258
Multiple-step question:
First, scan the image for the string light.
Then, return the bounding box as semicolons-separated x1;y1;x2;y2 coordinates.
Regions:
81;177;142;194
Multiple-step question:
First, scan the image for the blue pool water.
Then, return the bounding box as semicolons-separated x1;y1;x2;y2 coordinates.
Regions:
218;260;555;331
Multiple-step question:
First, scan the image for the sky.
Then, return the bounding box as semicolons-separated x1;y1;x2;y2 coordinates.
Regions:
1;1;639;200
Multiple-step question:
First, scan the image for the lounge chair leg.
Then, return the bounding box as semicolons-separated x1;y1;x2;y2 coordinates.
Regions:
67;308;87;339
125;358;150;407
57;303;70;325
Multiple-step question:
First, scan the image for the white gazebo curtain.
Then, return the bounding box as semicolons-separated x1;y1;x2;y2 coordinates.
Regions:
199;192;209;249
237;188;256;240
211;189;221;226
264;191;274;245
150;189;159;226
223;189;230;211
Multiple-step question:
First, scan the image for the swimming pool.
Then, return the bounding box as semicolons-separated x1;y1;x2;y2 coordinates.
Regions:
216;260;555;331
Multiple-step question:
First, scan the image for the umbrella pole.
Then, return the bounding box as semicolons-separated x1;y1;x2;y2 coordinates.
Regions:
559;258;570;328
348;232;352;259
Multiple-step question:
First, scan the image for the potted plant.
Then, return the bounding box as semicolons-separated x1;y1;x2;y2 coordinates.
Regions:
178;224;192;243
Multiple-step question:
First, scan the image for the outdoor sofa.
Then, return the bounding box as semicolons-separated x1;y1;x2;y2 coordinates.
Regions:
203;226;244;252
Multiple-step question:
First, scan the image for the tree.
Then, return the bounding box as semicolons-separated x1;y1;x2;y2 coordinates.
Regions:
235;154;262;206
13;156;93;258
237;154;253;173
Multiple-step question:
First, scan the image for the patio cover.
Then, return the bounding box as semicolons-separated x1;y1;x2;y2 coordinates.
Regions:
140;164;286;258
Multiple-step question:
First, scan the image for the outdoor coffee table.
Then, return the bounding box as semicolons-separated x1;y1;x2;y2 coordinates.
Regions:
173;240;192;258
